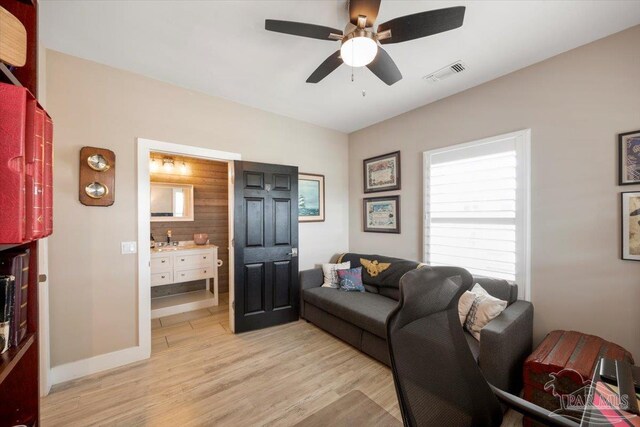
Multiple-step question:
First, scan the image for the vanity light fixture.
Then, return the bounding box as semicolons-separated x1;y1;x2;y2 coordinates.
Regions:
149;158;160;173
150;157;189;174
162;157;175;172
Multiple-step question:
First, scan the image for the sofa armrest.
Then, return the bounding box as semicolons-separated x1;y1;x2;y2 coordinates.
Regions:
300;268;323;290
299;268;323;318
479;300;533;394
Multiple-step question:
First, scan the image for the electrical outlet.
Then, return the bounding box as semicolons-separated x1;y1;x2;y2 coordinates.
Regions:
121;241;137;254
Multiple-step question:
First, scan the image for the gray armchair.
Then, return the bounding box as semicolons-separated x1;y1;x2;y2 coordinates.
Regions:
387;266;577;427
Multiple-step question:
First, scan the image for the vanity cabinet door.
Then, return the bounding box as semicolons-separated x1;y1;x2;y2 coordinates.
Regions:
174;267;212;283
151;255;172;272
175;252;213;269
151;272;173;287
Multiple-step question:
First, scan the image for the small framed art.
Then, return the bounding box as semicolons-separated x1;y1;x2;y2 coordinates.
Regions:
363;195;400;233
363;151;401;193
298;173;325;222
619;130;640;185
622;191;640;261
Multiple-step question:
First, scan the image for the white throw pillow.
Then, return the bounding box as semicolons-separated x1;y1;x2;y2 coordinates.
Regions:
458;291;476;326
464;284;508;341
321;261;351;288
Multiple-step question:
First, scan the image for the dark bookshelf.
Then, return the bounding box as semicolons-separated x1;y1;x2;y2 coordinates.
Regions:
0;333;35;384
0;241;39;426
0;1;41;425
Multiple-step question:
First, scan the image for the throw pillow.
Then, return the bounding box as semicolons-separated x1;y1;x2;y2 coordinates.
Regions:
458;290;476;326
464;284;508;340
321;261;351;288
337;267;365;292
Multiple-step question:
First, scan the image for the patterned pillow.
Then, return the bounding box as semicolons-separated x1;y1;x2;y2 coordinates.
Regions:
464;284;507;341
321;261;351;288
337;267;365;292
458;290;476;326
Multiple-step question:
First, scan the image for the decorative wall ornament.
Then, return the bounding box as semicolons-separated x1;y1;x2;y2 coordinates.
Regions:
363;195;400;233
79;146;115;206
298;173;325;222
622;191;640;261
363;150;401;193
619;130;640;185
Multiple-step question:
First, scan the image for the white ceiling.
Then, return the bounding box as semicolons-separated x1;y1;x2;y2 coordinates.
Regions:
40;1;640;133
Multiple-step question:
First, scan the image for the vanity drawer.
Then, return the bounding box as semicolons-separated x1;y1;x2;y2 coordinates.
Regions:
174;253;214;269
151;255;172;272
151;272;173;287
174;267;214;283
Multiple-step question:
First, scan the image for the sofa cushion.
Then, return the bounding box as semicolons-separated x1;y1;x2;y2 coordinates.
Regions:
473;276;518;305
338;253;421;291
337;267;365;292
321;261;351;288
303;287;397;339
364;284;379;294
378;287;399;300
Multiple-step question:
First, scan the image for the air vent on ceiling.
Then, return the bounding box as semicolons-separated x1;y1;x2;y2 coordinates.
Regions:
423;61;467;82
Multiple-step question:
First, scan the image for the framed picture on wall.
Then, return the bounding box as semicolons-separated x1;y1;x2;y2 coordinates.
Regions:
363;151;401;193
298;173;325;222
363;195;400;233
619;130;640;185
622;191;640;261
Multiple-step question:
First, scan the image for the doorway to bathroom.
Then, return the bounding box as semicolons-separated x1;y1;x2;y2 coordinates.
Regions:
149;154;229;314
137;138;240;357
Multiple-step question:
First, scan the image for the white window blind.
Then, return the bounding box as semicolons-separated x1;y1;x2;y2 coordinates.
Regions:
424;130;530;299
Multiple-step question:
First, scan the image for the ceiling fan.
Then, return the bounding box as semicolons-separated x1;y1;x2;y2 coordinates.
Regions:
265;0;465;86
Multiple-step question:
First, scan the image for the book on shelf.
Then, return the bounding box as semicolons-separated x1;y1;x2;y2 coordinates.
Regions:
0;83;27;243
0;275;15;354
0;82;53;243
0;249;30;348
44;114;54;236
24;98;45;240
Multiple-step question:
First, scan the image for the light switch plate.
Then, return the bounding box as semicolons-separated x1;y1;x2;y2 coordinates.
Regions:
121;241;137;254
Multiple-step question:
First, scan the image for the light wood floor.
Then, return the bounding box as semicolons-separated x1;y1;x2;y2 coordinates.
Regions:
42;294;522;426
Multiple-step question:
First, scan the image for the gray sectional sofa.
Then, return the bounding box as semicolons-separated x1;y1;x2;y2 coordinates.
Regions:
300;253;534;394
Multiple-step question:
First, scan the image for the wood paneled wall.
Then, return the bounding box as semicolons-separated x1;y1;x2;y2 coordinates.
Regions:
150;154;229;293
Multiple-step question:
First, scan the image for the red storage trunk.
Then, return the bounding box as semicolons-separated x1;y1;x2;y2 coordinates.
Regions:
523;330;634;427
0;83;53;243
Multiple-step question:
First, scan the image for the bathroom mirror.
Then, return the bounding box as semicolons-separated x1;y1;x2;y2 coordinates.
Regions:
150;183;194;222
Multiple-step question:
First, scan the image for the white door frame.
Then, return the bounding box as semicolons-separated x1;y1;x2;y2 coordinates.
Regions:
137;138;240;357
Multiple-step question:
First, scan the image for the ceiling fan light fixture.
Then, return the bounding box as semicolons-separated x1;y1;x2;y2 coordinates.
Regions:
340;31;378;67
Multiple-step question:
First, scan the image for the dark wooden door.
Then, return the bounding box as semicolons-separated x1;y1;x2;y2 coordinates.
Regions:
233;161;299;333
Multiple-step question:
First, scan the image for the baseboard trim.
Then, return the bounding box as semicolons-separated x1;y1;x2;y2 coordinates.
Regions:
50;345;149;386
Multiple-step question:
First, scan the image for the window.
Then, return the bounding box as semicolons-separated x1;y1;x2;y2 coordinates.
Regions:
423;130;531;299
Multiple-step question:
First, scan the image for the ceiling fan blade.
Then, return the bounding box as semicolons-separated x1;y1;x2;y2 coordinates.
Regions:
349;0;382;27
377;6;465;45
265;20;343;40
366;47;402;86
306;51;343;83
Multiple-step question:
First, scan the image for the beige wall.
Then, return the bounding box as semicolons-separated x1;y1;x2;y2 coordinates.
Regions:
349;26;640;357
46;50;349;367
